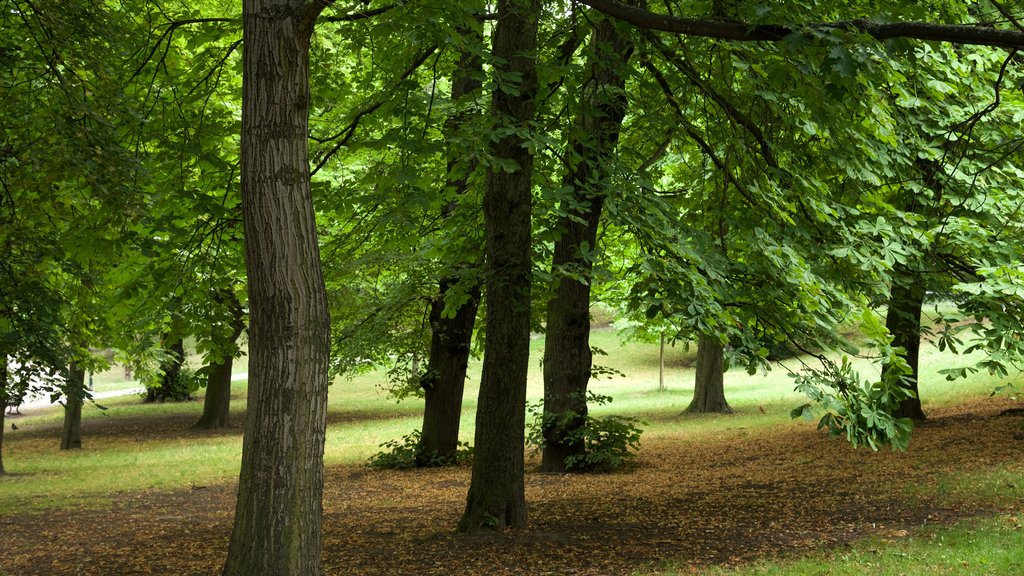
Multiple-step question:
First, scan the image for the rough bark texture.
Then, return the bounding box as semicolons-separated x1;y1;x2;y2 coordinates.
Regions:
60;361;85;450
195;290;246;430
541;13;633;473
685;334;733;414
223;2;330;574
418;25;484;466
458;0;538;534
884;277;927;421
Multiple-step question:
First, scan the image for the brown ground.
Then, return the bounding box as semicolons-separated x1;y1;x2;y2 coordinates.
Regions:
2;397;1023;576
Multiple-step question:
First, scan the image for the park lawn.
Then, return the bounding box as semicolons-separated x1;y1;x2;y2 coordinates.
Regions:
672;514;1024;576
2;325;1023;575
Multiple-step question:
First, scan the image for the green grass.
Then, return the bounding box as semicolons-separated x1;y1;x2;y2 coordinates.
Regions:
3;321;1023;576
4;325;1017;512
654;514;1024;576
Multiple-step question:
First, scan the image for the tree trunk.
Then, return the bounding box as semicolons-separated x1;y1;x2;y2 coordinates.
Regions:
223;2;331;575
685;334;733;414
419;282;479;465
195;355;235;430
195;289;246;430
0;358;7;475
60;361;85;450
458;0;538;533
418;20;484;467
659;332;666;391
884;276;927;421
540;11;633;473
145;334;188;402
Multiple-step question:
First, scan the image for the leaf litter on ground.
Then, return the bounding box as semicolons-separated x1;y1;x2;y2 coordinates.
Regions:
1;396;1022;575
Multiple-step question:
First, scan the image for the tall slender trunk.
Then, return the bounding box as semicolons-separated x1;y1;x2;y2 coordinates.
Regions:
195;289;246;430
0;358;7;475
540;11;633;473
659;332;666;391
418;19;484;466
459;0;539;533
223;2;330;574
61;361;85;450
884;275;927;421
684;334;732;414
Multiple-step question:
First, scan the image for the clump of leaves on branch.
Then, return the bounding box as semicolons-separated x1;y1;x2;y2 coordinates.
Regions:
790;311;916;451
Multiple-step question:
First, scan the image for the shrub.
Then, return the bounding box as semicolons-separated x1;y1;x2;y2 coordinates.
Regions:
527;391;644;472
368;429;472;470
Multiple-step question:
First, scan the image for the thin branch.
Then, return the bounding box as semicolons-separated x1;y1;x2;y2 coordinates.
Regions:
648;34;779;169
311;44;439;175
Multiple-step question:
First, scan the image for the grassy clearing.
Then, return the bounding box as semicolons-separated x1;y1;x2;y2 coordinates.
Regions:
659;514;1024;576
2;321;1023;576
3;325;1018;514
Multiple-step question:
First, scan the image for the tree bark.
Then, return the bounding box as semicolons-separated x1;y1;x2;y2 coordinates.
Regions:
419;282;479;465
223;2;331;574
540;11;633;473
0;358;7;475
685;334;733;414
581;0;1024;48
145;333;188;402
60;361;85;450
458;0;538;533
884;276;927;421
418;19;484;467
195;289;246;430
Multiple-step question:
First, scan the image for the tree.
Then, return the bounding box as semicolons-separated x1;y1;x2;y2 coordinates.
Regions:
418;9;486;465
60;361;86;450
222;0;332;573
459;0;539;533
540;9;634;473
194;287;246;429
0;359;7;474
684;334;732;414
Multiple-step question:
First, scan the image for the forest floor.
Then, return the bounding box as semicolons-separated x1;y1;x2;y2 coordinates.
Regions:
2;396;1023;576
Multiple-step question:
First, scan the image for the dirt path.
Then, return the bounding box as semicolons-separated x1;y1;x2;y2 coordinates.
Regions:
2;398;1022;575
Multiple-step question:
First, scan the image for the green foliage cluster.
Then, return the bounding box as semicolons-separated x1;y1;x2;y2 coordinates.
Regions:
789;311;917;450
367;429;473;470
527;392;645;472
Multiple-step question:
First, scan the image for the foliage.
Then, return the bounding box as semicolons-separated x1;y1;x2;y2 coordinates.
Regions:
527;391;644;472
367;429;472;470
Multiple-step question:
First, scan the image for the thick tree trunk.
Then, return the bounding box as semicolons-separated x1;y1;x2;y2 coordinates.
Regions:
195;356;235;430
60;361;85;450
223;2;330;575
540;12;633;473
419;282;479;465
884;276;927;421
195;290;246;430
459;0;538;533
418;22;484;467
685;334;733;414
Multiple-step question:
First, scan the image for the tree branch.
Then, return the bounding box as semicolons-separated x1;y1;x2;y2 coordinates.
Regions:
579;0;1024;49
